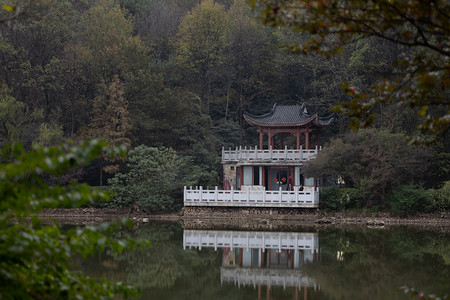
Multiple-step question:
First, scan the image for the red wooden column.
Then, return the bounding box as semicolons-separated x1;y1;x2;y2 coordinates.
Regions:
305;131;310;149
296;128;300;149
259;129;264;149
240;168;244;188
291;167;295;190
268;128;272;149
239;249;243;267
261;249;265;267
262;167;266;188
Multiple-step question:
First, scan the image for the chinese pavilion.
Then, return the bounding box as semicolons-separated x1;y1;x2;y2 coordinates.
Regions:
244;103;334;151
184;104;335;208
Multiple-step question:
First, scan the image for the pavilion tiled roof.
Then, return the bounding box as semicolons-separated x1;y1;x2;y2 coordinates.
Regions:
244;103;335;127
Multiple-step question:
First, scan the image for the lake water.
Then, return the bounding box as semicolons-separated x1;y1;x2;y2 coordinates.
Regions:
77;222;449;300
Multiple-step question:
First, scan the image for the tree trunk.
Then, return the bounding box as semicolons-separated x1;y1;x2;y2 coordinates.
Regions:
99;162;103;186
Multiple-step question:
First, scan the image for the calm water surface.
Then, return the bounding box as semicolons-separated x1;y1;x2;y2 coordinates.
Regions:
77;222;450;300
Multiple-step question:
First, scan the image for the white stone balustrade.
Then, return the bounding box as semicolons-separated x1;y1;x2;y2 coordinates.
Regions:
222;145;321;163
184;186;319;208
183;230;319;252
220;268;317;288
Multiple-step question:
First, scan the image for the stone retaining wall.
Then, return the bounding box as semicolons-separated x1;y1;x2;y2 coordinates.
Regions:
181;207;450;230
182;206;317;220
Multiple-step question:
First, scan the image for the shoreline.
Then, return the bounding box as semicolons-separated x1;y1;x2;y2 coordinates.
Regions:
38;208;450;230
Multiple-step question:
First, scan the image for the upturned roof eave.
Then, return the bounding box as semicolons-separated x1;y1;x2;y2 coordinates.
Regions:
244;113;325;128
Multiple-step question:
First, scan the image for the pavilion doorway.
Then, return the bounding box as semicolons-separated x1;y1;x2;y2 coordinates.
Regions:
268;167;294;191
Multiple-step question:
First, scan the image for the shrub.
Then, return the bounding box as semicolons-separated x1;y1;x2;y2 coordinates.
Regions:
320;186;364;211
0;141;147;299
388;184;432;216
428;181;450;211
107;145;185;212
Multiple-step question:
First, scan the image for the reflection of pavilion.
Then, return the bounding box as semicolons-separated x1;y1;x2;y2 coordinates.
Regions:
183;230;320;299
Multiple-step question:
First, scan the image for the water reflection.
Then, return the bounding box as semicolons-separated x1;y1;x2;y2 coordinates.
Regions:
184;230;319;298
76;223;450;300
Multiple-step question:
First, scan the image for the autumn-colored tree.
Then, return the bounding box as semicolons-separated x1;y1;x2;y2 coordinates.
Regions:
87;75;131;183
252;0;449;143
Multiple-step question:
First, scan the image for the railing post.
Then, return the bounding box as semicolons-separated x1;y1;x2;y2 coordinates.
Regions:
199;186;203;202
184;186;187;204
279;187;282;203
215;186;218;202
315;145;318;154
214;234;218;251
285;145;288;160
235;146;239;160
247;189;250;204
270;146;273;159
222;147;225;160
239;146;242;160
300;145;303;160
231;186;234;203
263;187;266;203
246;234;249;252
255;145;258;160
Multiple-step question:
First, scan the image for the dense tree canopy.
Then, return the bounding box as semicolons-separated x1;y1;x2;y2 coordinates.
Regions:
303;129;433;203
252;0;449;143
0;0;448;207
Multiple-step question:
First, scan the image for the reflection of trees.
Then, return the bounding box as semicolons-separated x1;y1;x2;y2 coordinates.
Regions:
111;223;218;290
79;224;449;299
303;228;450;300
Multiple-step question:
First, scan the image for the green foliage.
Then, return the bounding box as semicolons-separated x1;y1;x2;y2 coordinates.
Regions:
387;184;433;216
1;0;449;213
176;0;227;73
320;186;364;211
305;129;433;205
429;181;450;211
108;145;186;211
175;0;228;112
33;122;64;147
0;84;43;146
0;140;149;299
253;0;450;143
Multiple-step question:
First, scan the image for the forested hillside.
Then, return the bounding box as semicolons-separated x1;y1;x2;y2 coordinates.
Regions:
1;0;448;211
